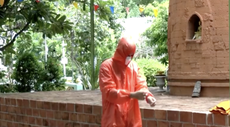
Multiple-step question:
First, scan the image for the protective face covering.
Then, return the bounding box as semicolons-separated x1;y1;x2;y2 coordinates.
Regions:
125;56;132;65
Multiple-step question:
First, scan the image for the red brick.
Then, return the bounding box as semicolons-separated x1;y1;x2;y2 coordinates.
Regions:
36;117;43;126
67;103;75;112
143;109;154;119
193;112;206;124
168;110;179;121
43;101;51;109
81;124;89;127
80;114;89;122
142;120;147;127
18;123;32;127
155;110;167;120
7;122;17;127
182;123;196;127
7;106;16;113
30;100;37;108
65;122;73;127
170;122;182;127
33;109;40;117
54;111;62;120
207;113;213;125
22;99;30;107
69;113;78;121
61;112;69;120
56;120;66;127
51;102;59;110
26;108;33;116
158;121;169;127
180;111;192;122
73;123;81;127
17;107;26;114
1;105;6;112
95;114;101;124
75;104;84;113
17;99;23;107
213;114;227;126
89;125;100;127
48;119;56;127
5;98;11;105
16;115;24;123
196;125;211;127
36;101;43;109
42;119;49;126
0;120;7;127
40;109;47;117
84;104;92;114
147;120;157;127
22;115;29;123
10;98;16;105
5;113;16;121
0;97;5;105
46;110;54;118
29;117;36;124
93;105;101;115
88;114;96;123
59;103;67;111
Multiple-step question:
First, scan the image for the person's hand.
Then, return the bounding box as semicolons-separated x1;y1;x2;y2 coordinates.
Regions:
130;91;146;100
147;96;156;107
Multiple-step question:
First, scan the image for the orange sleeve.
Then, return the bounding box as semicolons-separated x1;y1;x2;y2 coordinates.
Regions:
99;62;131;104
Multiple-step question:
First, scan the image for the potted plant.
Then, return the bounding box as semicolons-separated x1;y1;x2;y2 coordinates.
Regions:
154;71;166;92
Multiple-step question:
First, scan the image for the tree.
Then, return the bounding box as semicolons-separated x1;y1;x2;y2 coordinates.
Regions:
41;57;66;91
142;0;169;65
12;52;43;92
47;0;124;90
0;0;72;52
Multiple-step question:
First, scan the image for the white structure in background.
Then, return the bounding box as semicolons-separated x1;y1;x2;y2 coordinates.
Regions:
61;39;68;77
117;17;154;43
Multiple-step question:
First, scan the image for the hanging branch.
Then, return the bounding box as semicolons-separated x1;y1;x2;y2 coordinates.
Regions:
0;21;30;51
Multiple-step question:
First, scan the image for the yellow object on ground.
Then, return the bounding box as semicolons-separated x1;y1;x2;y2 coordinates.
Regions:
209;100;230;115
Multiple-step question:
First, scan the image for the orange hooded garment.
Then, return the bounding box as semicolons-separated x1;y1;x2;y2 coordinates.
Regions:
99;37;151;127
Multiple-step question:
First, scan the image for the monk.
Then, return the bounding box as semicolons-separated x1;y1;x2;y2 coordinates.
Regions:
99;37;156;127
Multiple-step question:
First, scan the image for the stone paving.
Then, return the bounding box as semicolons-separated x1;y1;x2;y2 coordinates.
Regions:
0;87;228;113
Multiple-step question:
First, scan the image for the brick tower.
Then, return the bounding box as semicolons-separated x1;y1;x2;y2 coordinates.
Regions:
167;0;229;97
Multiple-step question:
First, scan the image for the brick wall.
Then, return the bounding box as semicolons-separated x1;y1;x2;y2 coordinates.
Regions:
0;97;229;127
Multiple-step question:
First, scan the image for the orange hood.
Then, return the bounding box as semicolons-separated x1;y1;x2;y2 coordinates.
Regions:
112;37;136;64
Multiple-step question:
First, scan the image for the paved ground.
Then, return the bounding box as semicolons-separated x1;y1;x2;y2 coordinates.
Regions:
0;87;228;113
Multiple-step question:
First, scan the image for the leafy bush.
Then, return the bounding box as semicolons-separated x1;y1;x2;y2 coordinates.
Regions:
0;71;15;93
135;58;166;87
40;57;66;91
0;84;16;93
12;52;43;92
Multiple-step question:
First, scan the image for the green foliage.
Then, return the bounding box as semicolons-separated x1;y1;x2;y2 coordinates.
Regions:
0;0;73;52
127;1;140;18
135;58;166;86
57;1;121;90
0;84;16;93
12;52;43;92
142;0;169;65
142;3;155;17
40;57;66;91
0;71;15;93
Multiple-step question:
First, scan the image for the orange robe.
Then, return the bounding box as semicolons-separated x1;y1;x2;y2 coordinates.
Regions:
99;37;150;127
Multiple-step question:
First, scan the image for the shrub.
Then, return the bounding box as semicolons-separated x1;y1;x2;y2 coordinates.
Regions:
135;58;166;87
12;52;43;92
40;57;66;91
0;71;15;93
